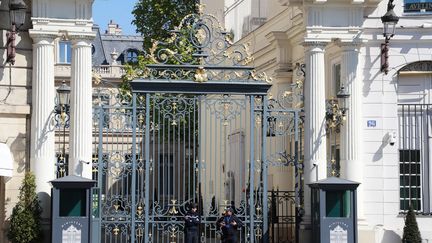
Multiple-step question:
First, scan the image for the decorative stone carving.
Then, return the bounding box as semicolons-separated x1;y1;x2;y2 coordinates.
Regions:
110;49;119;65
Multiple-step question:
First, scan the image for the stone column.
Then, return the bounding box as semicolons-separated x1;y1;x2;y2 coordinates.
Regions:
69;37;94;179
301;42;327;239
29;34;56;217
339;43;364;219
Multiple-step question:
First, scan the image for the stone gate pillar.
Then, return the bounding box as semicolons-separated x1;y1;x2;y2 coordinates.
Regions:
29;32;57;218
301;41;328;243
69;36;94;179
339;42;364;220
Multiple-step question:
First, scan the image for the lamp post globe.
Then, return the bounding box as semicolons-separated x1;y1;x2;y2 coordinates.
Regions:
57;81;71;107
381;0;400;39
9;0;27;27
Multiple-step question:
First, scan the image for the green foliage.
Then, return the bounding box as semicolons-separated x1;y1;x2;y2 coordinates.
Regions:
122;1;201;139
132;0;199;51
7;172;42;243
402;207;422;243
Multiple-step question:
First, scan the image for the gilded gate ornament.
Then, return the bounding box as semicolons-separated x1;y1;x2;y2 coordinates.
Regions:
125;5;271;84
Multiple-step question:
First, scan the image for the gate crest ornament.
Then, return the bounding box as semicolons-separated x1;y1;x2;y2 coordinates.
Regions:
125;4;271;84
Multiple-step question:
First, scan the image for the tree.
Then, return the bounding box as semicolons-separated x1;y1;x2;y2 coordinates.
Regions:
132;0;199;51
402;207;422;243
7;172;42;243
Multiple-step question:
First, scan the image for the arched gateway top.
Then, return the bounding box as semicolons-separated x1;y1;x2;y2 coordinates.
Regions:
129;4;272;95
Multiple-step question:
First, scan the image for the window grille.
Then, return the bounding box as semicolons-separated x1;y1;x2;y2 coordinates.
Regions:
398;104;432;213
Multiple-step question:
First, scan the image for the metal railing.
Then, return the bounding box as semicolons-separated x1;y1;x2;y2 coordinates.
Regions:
268;189;298;243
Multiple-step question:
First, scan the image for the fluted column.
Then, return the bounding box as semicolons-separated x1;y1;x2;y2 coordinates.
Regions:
29;34;56;218
69;37;94;179
340;43;364;219
302;41;327;228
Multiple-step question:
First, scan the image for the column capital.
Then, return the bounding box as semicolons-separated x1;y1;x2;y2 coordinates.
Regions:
302;41;328;52
337;39;364;51
29;31;57;44
69;33;95;42
69;36;94;48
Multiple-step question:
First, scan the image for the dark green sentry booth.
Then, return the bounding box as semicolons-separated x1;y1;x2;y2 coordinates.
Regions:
51;175;95;243
309;177;360;243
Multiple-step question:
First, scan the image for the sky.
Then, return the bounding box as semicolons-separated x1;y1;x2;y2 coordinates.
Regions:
93;0;138;35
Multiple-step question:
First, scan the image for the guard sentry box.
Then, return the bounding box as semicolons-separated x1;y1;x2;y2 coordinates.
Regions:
309;177;360;243
51;175;95;243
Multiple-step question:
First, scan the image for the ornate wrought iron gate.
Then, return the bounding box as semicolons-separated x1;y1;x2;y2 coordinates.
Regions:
92;91;272;243
89;8;302;243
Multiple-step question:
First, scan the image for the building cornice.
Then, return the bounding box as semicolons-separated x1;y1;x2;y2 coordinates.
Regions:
31;17;93;26
280;0;380;6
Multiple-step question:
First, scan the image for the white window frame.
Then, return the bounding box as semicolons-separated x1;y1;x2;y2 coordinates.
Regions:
58;41;72;64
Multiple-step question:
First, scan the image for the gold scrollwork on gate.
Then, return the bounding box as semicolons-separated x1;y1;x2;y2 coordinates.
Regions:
136;227;143;237
169;199;178;215
137;203;143;216
113;226;119;236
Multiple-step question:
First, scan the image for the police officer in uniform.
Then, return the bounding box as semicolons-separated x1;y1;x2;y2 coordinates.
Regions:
216;207;243;243
184;203;200;243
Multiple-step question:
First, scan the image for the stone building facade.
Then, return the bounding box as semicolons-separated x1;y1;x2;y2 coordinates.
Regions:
214;0;432;242
1;0;432;242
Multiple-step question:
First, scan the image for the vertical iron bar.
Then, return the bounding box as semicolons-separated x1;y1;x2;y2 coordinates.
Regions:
167;114;170;206
96;104;103;242
402;104;405;211
428;104;432;213
152;97;156;208
249;95;255;243
409;105;412;208
294;110;300;243
144;93;151;243
262;95;268;242
131;93;137;242
198;96;204;242
183;99;186;204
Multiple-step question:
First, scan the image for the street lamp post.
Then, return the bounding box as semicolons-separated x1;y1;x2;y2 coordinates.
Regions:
380;0;400;75
55;81;71;177
6;0;27;65
325;86;350;176
326;86;349;132
57;81;71;123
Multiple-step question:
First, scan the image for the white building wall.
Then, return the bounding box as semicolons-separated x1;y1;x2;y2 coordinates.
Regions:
222;0;432;242
225;0;269;41
361;1;432;241
0;0;32;241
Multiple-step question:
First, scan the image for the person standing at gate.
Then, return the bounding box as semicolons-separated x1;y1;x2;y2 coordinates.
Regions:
217;207;243;243
184;203;200;243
